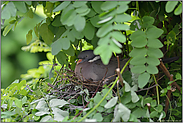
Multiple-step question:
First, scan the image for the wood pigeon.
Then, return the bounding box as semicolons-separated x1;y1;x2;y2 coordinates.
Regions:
74;50;129;83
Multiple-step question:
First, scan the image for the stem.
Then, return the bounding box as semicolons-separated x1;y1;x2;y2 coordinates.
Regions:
153;74;160;105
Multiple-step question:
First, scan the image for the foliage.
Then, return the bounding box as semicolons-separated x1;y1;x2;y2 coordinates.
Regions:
1;1;182;122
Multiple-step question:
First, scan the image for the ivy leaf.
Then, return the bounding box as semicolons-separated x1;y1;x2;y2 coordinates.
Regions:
26;29;32;45
138;72;150;88
74;15;86;32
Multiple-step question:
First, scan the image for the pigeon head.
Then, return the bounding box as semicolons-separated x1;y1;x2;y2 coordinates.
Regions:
77;50;100;64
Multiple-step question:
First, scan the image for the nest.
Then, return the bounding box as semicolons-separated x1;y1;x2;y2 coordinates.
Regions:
47;65;117;100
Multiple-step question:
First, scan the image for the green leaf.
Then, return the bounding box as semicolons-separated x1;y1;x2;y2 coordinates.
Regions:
91;1;103;13
115;14;131;22
75;5;88;14
52;15;62;27
155;105;163;112
72;1;87;8
90;16;101;27
111;31;126;43
116;4;128;14
26;29;32;45
1;2;17;19
121;92;131;104
94;92;103;104
147;38;163;48
53;1;70;12
132;108;146;118
96;23;113;37
51;37;70;55
25;1;32;5
83;22;95;40
61;8;76;26
131;65;146;74
131;90;139;103
146;56;160;66
150;111;158;118
27;8;34;18
146;64;158;74
166;30;176;43
175;73;182;80
131;36;147;48
130;56;146;65
13;1;27;13
93;113;103;122
174;3;182;15
39;23;54;45
22;96;27;105
130;30;146;40
104;97;118;109
146;27;164;39
147;48;163;58
49;99;69;108
74;15;85;32
98;34;111;45
113;24;129;30
3;24;14;36
165;1;178;13
15;99;22;108
151;100;157;107
71;27;84;39
101;1;118;11
63;45;75;56
138;72;150;88
56;51;68;65
142;16;155;28
94;45;112;65
129;48;147;57
114;103;131;122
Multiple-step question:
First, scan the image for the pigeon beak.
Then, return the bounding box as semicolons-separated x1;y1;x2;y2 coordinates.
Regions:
76;59;83;64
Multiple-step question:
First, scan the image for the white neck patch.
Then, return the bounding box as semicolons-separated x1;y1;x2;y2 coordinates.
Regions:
88;56;101;62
